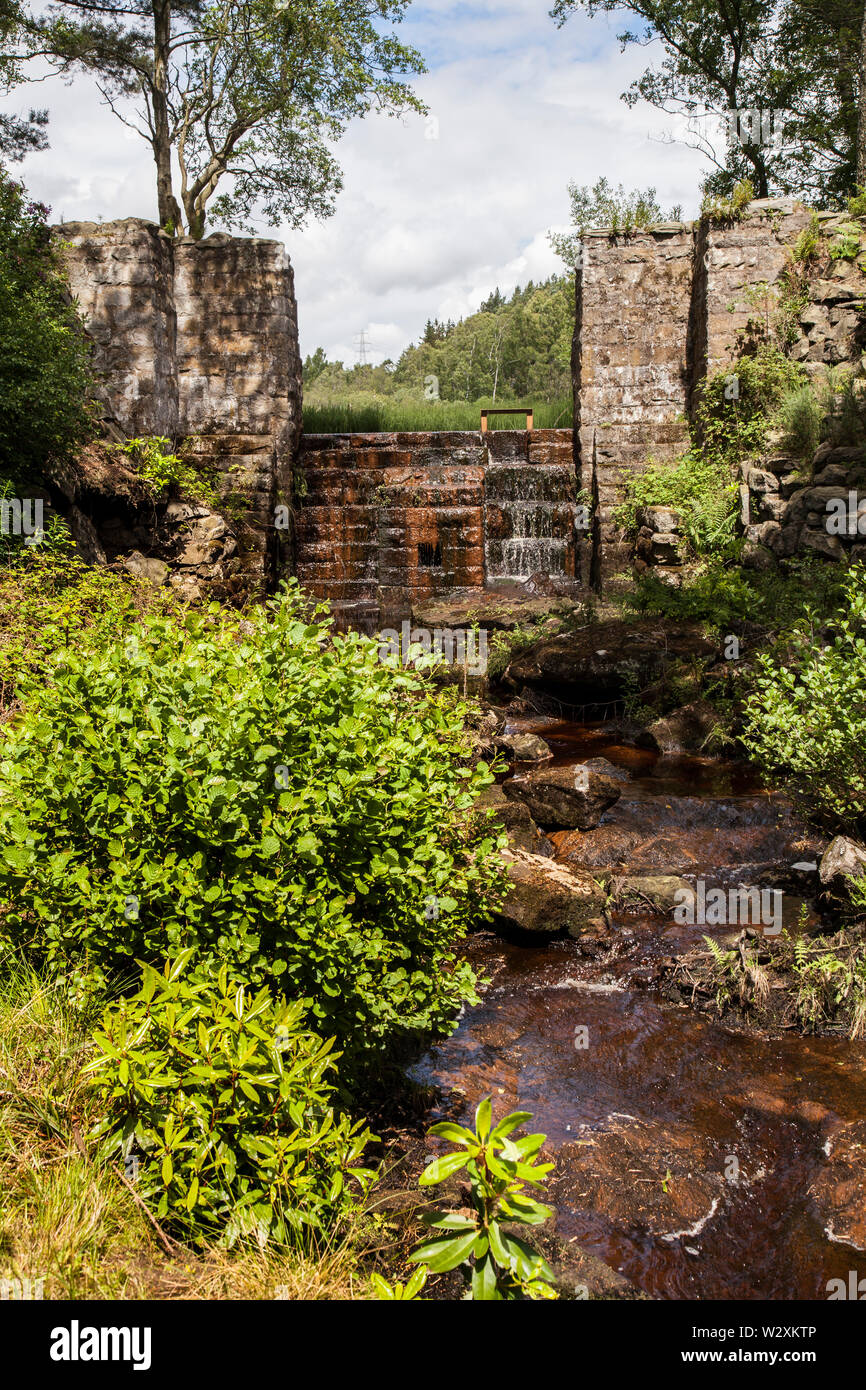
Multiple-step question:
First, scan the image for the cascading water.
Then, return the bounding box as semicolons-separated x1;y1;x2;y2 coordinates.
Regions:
483;448;577;580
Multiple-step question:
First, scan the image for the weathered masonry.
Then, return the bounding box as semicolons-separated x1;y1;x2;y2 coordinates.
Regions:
59;199;840;619
295;428;577;630
59;218;302;588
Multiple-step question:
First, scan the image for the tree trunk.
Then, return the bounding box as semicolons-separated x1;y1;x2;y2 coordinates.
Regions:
858;0;866;187
152;0;182;231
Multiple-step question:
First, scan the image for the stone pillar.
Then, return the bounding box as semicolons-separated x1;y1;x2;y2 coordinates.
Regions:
174;234;302;588
577;224;693;585
58;218;177;437
694;197;812;383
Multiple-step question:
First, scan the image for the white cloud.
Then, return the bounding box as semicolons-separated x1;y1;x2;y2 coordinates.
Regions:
2;4;711;363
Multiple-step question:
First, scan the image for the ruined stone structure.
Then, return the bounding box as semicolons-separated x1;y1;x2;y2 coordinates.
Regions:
58;199;857;617
575;198;814;584
295;428;576;629
58;218;302;591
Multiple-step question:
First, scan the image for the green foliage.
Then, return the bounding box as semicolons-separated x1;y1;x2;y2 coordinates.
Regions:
700;179;754;225
21;0;425;237
369;1266;427;1299
828;223;862;261
621;553;848;639
304;276;575;413
0;522;173;711
693;345;807;466
304;397;572;433
789;933;866;1038
550;176;678;266
790;213;822;266
775;384;824;460
409;1098;557;1300
86;950;375;1246
742;564;866;830
614;449;739;558
553;1;862;207
0;172;92;476
0;582;505;1082
848;186;866;219
120;437;217;505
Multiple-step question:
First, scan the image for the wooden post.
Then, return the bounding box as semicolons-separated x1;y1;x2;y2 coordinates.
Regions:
526;410;533;431
480;410;488;433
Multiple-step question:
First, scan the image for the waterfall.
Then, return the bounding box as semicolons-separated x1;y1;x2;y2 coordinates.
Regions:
484;457;575;580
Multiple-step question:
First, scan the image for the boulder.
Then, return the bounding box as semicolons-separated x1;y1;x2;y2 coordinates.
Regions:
614;875;692;912
495;732;553;762
122;550;169;585
495;848;607;938
475;783;553;857
503;762;621;830
638;700;719;755
819;836;866;889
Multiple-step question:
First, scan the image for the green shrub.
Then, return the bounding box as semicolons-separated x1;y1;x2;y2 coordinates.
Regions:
0;172;92;477
775;383;824;460
693;345;807;466
120;436;217;505
0;583;504;1081
700;179;754;225
87;950;374;1246
409;1098;556;1300
614;449;739;558
742;564;866;829
829;224;862;261
0;522;174;711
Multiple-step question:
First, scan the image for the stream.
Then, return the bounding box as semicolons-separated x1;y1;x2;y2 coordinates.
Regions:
413;720;866;1300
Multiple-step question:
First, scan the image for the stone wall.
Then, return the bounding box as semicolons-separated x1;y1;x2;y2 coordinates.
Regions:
573;197;828;588
295;429;577;629
58;218;302;592
576;224;693;584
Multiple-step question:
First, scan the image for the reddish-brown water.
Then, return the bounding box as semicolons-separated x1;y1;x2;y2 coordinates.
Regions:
413;721;866;1300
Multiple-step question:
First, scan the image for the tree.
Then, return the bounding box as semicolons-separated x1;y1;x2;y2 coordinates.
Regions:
0;0;48;162
0;170;92;477
19;0;425;236
551;0;865;206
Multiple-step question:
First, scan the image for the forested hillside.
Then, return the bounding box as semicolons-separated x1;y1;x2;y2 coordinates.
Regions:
302;276;574;430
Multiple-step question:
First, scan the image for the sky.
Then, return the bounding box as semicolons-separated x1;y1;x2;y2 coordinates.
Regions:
1;0;711;364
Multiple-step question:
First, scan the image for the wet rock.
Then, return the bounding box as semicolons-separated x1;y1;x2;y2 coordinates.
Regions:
495;732;553;762
582;756;630;783
475;783;553;857
495;848;607;939
819;836;866;890
503;619;715;703
638;700;719;755
122;550;169;585
809;1120;866;1252
503;762;621;830
615;875;692;913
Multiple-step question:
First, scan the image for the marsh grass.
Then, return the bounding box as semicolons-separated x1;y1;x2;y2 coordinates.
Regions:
302;395;573;434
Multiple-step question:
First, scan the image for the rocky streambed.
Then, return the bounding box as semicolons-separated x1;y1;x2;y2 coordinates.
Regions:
412;718;866;1300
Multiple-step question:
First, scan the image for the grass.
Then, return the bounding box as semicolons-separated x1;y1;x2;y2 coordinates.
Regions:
0;953;379;1299
302;395;573;434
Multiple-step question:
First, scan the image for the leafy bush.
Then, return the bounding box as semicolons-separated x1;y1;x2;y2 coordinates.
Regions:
776;383;824;460
829;223;862;261
0;583;504;1081
742;564;866;829
87;950;374;1246
409;1098;556;1300
0;522;174;711
614;449;739;558
0;172;92;477
700;178;754;225
693;345;807;466
120;436;217;505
